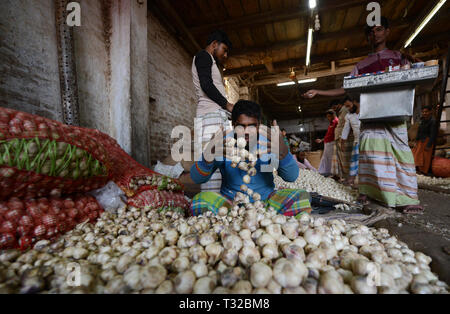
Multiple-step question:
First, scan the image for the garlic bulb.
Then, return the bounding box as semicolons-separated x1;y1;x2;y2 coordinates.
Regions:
221;249;239;267
237;138;247;149
239;247;261;267
193;277;216;294
318;270;344;294
232;280;253;294
303;229;322;246
174;271;196;294
155;280;174;294
250;262;272;288
191;262;208;278
273;258;307;288
351;276;377;294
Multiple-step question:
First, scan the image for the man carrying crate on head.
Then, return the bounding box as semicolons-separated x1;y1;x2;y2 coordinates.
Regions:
303;17;423;214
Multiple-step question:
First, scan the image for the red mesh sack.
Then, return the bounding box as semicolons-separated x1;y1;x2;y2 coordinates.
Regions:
0;108;111;200
432;157;450;178
0;107;184;199
85;128;184;197
0;194;104;250
127;190;190;210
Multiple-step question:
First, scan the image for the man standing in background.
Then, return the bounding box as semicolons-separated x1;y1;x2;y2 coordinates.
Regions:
412;106;437;175
316;110;339;177
329;99;353;182
192;30;234;193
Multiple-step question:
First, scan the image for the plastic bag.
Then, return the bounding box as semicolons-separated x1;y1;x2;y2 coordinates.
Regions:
154;161;184;179
89;181;126;214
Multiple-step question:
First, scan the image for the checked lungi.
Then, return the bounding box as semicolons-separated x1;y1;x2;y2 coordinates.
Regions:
190;189;312;218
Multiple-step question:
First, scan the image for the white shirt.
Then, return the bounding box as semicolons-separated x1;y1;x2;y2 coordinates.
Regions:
342;113;361;143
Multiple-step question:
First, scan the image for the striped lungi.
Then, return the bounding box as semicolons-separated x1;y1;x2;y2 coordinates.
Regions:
190;189;312;217
331;136;354;179
195;110;232;193
359;121;420;208
319;141;335;176
349;142;359;177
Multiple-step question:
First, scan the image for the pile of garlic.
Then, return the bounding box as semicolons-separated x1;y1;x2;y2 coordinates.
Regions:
0;206;448;294
0;140;448;294
417;175;450;190
275;169;359;203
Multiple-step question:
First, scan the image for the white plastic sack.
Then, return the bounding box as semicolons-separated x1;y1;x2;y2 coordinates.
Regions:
89;181;127;214
154;161;184;179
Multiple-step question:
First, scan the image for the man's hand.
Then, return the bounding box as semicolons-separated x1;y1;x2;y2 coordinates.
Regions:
315;139;323;144
226;103;234;113
303;90;319;99
258;124;289;161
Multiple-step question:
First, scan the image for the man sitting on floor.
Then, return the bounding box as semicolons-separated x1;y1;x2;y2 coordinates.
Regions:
189;100;312;217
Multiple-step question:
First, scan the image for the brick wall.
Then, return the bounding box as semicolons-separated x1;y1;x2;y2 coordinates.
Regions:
148;11;197;165
0;0;62;121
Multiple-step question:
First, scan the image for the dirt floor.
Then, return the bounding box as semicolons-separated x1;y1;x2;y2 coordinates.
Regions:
372;189;450;285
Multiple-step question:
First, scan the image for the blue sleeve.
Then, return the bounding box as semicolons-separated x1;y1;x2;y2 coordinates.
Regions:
190;155;220;184
277;153;299;182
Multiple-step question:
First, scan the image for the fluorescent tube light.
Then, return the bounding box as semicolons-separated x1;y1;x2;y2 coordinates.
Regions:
277;81;296;87
306;28;313;67
298;78;317;84
404;0;447;48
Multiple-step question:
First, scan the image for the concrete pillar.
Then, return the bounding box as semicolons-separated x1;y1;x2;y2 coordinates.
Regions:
130;0;151;167
107;0;150;165
109;0;132;154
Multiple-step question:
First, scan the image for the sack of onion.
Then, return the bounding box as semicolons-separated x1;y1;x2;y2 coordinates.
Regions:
0;107;184;199
0;194;104;250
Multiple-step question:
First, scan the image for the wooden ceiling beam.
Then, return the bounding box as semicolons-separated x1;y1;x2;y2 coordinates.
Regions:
225;31;450;77
224;44;376;76
188;0;369;35
252;65;355;86
231;19;411;57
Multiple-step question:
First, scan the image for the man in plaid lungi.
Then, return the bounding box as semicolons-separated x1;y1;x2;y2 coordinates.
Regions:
190;100;313;217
